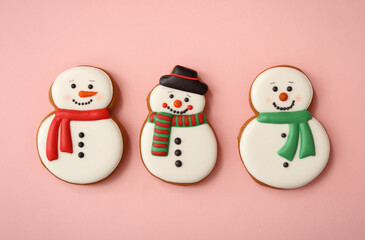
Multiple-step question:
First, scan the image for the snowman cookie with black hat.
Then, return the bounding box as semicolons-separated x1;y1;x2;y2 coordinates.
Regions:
140;65;217;184
238;66;330;189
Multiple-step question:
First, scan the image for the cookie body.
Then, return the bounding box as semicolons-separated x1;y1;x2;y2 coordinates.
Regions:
240;117;329;189
38;116;123;184
36;66;124;184
238;66;330;189
140;65;217;184
141;121;216;183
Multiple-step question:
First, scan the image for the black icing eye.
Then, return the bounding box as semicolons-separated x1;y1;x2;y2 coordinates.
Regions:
272;86;278;92
184;97;189;102
287;86;292;92
88;84;93;89
71;83;76;89
169;94;174;99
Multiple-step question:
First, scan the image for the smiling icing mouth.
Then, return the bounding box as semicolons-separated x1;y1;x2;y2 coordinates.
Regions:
166;104;189;115
273;100;295;111
72;99;93;106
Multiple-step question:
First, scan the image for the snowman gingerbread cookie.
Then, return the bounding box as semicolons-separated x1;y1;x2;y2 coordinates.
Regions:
37;66;124;184
140;65;217;184
238;66;330;189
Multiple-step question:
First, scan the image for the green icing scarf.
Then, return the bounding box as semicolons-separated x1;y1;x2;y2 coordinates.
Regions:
257;110;315;161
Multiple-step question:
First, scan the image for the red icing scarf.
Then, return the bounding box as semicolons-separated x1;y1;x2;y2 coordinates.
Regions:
46;108;110;161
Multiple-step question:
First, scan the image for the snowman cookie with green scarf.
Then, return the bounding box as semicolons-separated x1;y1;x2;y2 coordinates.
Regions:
140;65;217;184
239;66;330;189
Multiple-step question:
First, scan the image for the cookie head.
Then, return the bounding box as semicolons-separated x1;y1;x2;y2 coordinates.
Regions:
251;66;313;113
51;66;113;110
149;85;206;115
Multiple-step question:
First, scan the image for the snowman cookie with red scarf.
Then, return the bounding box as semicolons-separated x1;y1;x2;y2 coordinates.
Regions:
140;65;217;184
37;66;124;184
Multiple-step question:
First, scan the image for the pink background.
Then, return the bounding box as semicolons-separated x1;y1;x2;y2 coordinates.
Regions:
1;0;364;239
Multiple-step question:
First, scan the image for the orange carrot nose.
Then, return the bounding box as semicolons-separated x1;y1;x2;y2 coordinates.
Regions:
279;92;288;101
79;91;98;98
173;100;182;108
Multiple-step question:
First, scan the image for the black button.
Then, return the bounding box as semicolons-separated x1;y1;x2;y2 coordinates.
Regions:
283;162;289;168
175;160;182;167
79;132;85;138
78;152;84;158
281;133;287;138
174;138;181;145
78;142;84;148
175;150;181;156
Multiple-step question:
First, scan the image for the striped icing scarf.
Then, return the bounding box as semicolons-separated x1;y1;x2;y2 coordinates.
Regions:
147;112;207;156
257;110;315;161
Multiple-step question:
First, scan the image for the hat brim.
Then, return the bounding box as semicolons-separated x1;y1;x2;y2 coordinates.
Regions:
159;75;208;95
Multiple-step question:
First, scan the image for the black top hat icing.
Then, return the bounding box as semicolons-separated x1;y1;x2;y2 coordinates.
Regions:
159;65;208;95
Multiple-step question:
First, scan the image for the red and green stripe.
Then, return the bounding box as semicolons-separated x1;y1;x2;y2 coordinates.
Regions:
148;112;207;157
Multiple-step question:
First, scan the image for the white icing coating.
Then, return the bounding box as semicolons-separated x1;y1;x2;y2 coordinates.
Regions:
141;85;217;184
37;115;123;184
149;85;205;115
251;67;313;112
51;66;113;110
37;66;123;184
141;122;217;183
239;66;330;189
240;118;329;189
